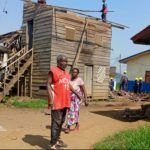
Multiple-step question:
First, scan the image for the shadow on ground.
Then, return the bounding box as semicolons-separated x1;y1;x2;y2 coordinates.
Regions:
22;134;50;149
90;108;150;122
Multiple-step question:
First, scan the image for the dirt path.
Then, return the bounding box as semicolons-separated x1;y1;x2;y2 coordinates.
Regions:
0;102;150;149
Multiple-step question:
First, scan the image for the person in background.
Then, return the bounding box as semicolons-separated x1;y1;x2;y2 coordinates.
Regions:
138;77;143;94
133;77;139;94
64;68;88;134
101;0;108;22
109;77;114;91
0;62;3;82
120;71;128;91
47;55;82;149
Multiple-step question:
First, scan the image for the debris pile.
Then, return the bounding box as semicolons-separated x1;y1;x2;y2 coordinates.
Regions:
109;91;150;102
123;104;150;120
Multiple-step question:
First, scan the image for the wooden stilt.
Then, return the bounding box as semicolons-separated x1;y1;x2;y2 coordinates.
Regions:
17;60;20;96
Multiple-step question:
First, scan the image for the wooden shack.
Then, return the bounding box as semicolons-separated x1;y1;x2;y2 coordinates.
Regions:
21;0;126;100
0;0;125;101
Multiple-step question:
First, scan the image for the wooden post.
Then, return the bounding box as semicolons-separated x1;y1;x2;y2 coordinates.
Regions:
3;68;7;96
24;76;26;97
72;18;88;69
17;59;20;96
30;49;33;98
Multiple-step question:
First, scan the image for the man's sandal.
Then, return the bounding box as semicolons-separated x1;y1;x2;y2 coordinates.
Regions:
49;144;58;150
57;140;68;148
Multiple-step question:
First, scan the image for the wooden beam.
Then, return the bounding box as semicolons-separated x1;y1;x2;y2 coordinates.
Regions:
72;18;88;69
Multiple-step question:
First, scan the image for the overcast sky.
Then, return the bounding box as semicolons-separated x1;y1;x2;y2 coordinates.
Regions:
0;0;150;71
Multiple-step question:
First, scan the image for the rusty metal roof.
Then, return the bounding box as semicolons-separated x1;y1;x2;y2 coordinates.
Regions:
0;30;22;43
131;25;150;45
0;45;9;53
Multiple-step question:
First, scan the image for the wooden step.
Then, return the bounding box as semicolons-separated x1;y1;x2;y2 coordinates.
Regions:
1;56;33;100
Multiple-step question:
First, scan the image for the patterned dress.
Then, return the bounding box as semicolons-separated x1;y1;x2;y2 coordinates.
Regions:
67;77;84;126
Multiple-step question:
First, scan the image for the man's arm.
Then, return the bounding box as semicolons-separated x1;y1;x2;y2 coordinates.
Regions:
47;71;54;109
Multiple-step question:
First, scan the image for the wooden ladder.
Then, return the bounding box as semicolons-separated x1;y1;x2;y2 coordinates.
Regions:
0;47;33;102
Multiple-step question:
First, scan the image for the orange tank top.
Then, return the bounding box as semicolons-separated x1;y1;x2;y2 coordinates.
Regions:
50;66;71;110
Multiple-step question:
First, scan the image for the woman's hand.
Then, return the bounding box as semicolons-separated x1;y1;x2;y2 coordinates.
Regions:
84;101;89;107
84;97;89;107
78;95;84;101
79;96;89;107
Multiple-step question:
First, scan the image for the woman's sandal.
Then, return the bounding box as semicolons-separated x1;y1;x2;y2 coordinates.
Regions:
64;128;70;134
71;124;80;131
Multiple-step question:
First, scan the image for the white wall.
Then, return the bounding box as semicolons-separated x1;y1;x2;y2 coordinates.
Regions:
126;53;150;81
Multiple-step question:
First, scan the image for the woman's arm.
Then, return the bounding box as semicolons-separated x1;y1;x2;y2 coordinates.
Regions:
80;85;88;106
70;84;82;100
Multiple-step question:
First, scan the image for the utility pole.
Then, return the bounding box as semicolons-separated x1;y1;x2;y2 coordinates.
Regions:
119;54;122;75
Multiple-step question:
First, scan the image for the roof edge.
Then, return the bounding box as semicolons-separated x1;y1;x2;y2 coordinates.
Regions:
119;49;150;63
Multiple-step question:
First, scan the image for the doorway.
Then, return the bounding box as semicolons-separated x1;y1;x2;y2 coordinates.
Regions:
27;20;33;50
84;65;93;96
145;71;150;83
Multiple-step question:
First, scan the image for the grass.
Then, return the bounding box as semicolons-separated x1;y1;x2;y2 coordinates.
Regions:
5;97;47;108
93;125;150;149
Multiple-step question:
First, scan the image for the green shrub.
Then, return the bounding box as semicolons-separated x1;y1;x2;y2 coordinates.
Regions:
12;99;47;108
2;96;10;103
5;97;47;108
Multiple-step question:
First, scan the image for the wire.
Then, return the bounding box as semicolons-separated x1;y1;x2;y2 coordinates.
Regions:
0;0;8;14
20;0;113;13
3;0;7;10
0;0;3;10
19;0;128;28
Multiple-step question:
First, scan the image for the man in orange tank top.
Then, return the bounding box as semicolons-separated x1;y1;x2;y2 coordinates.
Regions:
47;55;80;149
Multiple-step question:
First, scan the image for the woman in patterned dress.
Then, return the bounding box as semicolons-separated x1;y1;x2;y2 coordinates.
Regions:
65;68;88;133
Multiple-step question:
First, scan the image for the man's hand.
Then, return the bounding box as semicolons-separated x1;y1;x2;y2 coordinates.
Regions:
50;104;54;110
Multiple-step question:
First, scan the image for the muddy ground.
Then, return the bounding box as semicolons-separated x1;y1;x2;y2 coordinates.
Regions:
0;101;150;149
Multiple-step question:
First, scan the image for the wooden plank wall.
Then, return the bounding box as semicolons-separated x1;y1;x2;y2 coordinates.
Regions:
50;10;112;100
22;3;53;98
